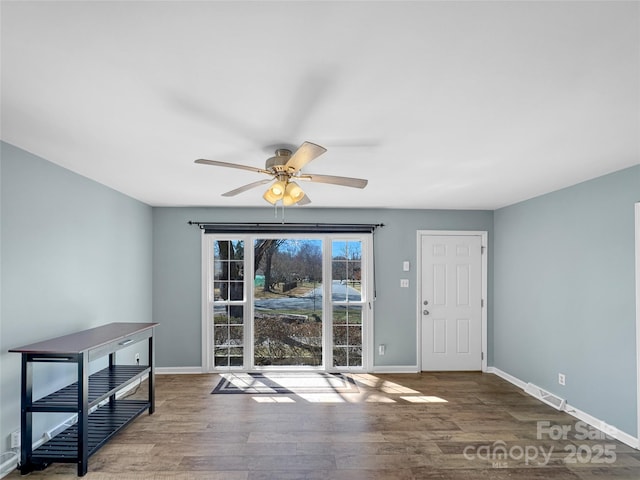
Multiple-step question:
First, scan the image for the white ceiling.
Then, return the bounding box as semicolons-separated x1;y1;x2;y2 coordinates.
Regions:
1;1;638;209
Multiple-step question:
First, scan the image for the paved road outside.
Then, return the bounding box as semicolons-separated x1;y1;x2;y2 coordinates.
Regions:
255;280;361;311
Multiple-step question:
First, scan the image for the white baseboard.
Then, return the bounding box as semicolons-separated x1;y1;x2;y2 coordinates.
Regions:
488;367;638;450
0;452;19;480
487;366;527;389
156;366;204;374
564;402;639;449
372;365;420;374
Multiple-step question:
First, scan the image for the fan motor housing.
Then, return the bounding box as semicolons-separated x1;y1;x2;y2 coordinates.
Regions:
265;148;293;172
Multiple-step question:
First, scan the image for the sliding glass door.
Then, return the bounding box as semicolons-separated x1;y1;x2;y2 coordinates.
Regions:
204;234;371;371
253;238;323;367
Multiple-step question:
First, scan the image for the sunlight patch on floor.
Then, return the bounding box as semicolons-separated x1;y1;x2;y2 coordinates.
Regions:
400;395;448;403
225;373;440;403
298;393;347;403
379;381;421;394
262;373;348;389
364;394;397;403
252;396;296;403
351;374;421;394
350;374;383;387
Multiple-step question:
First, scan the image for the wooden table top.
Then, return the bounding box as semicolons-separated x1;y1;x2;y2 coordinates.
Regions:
8;322;158;355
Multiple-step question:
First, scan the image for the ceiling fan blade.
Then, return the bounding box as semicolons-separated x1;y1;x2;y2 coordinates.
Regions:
195;158;270;175
285;141;327;173
299;173;368;189
297;193;311;206
222;179;273;197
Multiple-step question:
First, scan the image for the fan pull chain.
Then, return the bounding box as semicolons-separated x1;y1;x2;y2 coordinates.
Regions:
272;202;287;223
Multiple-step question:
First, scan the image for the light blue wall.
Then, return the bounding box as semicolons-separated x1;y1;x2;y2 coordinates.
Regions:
4;137;637;449
0;142;153;451
152;206;494;369
493;164;640;436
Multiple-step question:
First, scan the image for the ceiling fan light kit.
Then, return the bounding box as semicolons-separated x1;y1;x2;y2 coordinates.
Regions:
282;181;305;206
262;179;287;204
195;141;368;207
263;178;306;206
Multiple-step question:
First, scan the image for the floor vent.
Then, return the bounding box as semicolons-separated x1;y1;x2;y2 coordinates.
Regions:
524;383;566;410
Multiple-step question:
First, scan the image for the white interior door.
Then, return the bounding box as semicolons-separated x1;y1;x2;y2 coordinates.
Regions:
420;234;482;371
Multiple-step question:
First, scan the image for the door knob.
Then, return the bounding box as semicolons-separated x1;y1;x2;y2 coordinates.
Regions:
423;309;429;315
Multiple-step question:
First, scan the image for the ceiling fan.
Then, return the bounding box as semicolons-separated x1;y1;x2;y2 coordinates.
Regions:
195;141;368;206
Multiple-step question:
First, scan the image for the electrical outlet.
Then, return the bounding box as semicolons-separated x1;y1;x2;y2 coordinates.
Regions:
400;279;409;288
10;429;20;448
135;353;140;364
558;373;566;386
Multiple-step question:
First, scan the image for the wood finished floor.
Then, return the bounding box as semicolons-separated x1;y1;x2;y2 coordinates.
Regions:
7;372;640;479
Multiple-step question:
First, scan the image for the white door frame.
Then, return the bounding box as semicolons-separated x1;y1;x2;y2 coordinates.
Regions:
635;202;640;447
416;230;488;372
201;232;374;372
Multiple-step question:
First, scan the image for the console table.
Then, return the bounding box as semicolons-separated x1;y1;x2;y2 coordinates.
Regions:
9;322;158;476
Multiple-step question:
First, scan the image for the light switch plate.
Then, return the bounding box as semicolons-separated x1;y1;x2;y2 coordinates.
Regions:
402;261;410;271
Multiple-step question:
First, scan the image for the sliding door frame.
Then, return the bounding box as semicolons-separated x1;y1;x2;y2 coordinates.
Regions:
201;231;374;372
635;202;639;447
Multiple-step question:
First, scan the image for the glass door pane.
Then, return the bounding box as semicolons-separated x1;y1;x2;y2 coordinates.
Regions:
253;239;323;367
333;305;363;367
213;240;245;367
331;240;364;368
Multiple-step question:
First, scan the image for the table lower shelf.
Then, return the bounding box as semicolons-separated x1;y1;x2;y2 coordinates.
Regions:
32;365;149;411
28;399;150;465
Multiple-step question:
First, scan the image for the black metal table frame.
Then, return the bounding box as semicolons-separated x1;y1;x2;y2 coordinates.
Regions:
12;323;156;476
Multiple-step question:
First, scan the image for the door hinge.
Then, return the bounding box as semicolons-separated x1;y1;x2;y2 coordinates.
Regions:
481;352;484;360
481;299;484;308
481;246;485;254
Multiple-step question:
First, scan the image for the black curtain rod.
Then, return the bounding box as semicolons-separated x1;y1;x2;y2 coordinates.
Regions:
188;221;384;234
